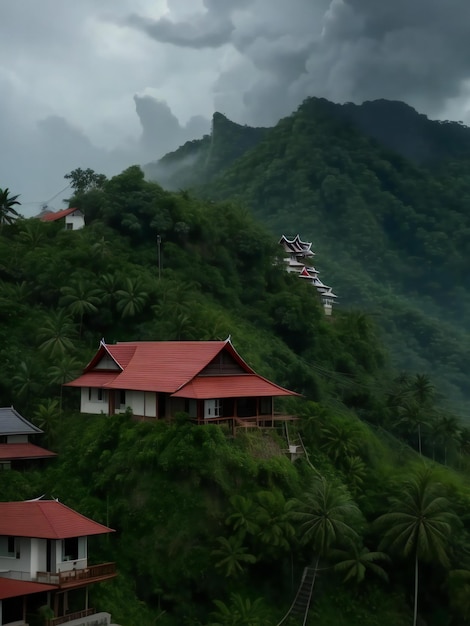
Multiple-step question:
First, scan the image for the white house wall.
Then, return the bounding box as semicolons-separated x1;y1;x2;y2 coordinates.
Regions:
80;388;108;414
65;212;85;230
0;537;31;579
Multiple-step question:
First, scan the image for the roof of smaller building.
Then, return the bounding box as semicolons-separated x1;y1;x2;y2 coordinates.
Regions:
0;500;114;539
0;578;56;600
0;407;42;435
39;207;81;222
172;374;300;399
0;443;57;461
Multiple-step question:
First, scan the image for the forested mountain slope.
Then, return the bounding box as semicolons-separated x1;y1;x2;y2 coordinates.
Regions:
3;170;470;624
146;97;470;410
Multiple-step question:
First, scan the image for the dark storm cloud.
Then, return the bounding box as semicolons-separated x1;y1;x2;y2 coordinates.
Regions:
126;0;470;125
134;95;210;156
126;12;234;49
3;0;470;208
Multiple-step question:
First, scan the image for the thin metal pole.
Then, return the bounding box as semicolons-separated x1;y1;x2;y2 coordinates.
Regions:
157;234;161;280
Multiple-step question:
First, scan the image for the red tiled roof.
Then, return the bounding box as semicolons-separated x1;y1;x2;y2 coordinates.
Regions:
0;578;56;600
40;207;79;222
67;341;253;393
0;443;57;461
65;340;299;398
65;371;120;389
0;501;114;539
172;375;299;399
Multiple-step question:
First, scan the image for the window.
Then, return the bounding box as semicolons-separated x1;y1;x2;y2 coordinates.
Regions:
0;536;18;558
62;537;86;561
0;435;6;444
88;388;108;403
65;222;73;230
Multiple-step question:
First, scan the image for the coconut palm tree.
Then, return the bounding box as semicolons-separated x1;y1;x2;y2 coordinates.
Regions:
255;490;295;555
290;477;362;560
115;276;148;318
226;494;260;539
209;593;270;626
375;468;458;626
0;187;21;228
332;544;390;584
37;310;77;358
47;355;82;413
60;279;101;337
211;536;256;578
289;476;362;593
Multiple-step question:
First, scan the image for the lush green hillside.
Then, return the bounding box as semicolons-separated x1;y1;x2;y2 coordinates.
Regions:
145;98;470;411
2;169;470;624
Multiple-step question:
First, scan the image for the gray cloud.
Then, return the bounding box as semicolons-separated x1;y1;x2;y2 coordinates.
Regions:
3;0;470;207
126;12;234;49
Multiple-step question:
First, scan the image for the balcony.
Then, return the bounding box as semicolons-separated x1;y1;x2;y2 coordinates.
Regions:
36;563;117;588
47;610;111;626
48;609;95;626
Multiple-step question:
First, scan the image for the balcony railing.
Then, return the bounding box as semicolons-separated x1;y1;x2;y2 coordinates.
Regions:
47;608;95;626
36;563;116;586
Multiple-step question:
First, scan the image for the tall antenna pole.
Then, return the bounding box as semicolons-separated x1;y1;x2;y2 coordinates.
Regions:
157;234;162;280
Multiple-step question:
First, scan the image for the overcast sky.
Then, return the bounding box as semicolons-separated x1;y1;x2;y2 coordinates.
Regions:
2;0;470;215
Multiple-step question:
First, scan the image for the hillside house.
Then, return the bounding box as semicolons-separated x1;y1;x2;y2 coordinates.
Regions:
39;208;85;231
65;339;299;429
0;407;56;470
279;234;337;315
0;499;116;626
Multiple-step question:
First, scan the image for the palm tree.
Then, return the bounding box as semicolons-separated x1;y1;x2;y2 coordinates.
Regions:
255;490;295;555
375;468;458;626
429;414;461;465
0;187;21;228
209;593;270;626
211;536;256;578
332;544;390;584
289;476;362;572
12;360;44;409
115;276;148;318
288;477;362;619
60;279;101;337
320;422;360;464
47;355;82;413
37;310;77;358
33;399;61;448
226;494;260;539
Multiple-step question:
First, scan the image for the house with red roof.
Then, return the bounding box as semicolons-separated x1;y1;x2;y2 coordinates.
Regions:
0;407;56;470
65;339;299;429
39;207;84;231
0;499;116;626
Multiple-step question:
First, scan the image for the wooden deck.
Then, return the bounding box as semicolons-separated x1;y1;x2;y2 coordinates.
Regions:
37;562;117;588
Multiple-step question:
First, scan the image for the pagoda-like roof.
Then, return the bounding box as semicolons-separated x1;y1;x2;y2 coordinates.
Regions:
279;234;315;257
0;407;43;436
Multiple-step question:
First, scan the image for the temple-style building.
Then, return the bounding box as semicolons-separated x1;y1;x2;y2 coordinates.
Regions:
279;235;337;315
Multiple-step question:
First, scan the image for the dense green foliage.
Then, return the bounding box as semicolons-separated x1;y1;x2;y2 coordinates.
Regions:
2;167;470;624
147;98;470;411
